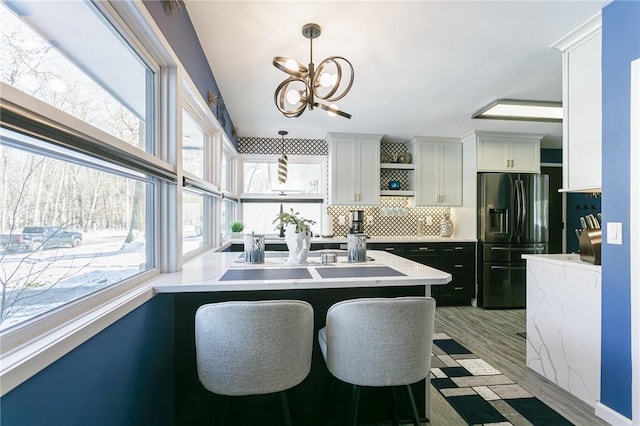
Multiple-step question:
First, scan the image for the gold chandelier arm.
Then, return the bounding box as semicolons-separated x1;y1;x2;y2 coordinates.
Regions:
313;102;352;119
274;77;310;118
273;57;309;79
313;56;354;102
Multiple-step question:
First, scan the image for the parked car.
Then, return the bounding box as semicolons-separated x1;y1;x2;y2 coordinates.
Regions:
0;232;30;252
22;226;83;250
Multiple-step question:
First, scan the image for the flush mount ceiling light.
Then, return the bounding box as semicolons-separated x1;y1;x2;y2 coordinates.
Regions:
273;23;354;119
472;99;563;123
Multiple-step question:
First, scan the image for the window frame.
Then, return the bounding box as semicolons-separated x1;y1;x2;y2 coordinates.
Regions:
179;78;224;258
0;0;175;396
239;154;327;202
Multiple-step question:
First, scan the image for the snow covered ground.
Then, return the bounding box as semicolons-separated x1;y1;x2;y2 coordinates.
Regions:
0;230;147;331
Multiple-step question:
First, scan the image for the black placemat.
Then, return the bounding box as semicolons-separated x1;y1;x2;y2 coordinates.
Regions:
316;266;406;279
220;268;312;281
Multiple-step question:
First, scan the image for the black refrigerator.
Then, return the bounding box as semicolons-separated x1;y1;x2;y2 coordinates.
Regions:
477;173;549;308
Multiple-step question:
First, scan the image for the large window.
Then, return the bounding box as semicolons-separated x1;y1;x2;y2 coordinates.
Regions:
0;1;153;151
182;108;205;179
182;189;205;254
243;160;322;195
0;1;162;332
241;156;325;235
180;84;222;255
0;131;155;331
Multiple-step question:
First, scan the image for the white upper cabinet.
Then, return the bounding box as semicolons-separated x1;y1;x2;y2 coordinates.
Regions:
327;133;381;205
473;131;542;173
409;137;462;206
552;14;602;192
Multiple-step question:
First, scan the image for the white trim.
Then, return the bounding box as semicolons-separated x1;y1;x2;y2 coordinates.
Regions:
596;402;633;426
0;285;155;396
550;12;602;51
0;84;174;176
629;58;640;426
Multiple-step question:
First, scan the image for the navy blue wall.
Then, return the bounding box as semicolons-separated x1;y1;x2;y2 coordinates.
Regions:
600;0;640;419
142;1;237;149
0;295;175;426
540;148;562;164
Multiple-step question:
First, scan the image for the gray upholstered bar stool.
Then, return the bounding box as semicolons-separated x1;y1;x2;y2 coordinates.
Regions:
195;300;314;426
318;297;436;426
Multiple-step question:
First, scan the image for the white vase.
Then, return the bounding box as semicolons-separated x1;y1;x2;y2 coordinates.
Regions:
284;224;311;264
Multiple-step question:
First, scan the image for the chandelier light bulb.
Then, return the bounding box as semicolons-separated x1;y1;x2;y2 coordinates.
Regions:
319;72;335;88
284;58;298;72
327;104;339;117
286;89;301;105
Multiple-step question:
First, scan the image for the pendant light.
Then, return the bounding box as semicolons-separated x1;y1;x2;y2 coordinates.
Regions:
277;130;288;184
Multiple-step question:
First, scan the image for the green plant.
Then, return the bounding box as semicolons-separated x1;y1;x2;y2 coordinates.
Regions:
230;221;244;232
273;208;316;236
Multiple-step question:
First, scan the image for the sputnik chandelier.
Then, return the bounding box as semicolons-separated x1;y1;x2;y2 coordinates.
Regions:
273;23;354;119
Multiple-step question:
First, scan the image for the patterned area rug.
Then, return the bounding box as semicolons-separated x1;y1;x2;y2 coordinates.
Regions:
430;333;574;426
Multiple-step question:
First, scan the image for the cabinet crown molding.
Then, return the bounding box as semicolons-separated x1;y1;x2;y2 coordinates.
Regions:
326;132;383;141
409;136;461;144
463;131;545;141
550;12;602;52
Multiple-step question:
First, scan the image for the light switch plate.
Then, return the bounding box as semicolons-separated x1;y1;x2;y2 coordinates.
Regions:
607;222;623;245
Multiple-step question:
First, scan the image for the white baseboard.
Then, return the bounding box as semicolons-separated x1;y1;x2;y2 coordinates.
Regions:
595;402;633;426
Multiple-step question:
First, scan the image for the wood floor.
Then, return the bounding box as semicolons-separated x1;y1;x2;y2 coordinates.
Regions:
429;306;610;426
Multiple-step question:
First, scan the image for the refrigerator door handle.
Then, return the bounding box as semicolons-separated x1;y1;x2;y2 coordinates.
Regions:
519;180;527;234
514;180;522;236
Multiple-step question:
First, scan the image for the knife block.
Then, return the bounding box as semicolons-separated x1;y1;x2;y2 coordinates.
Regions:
579;228;602;265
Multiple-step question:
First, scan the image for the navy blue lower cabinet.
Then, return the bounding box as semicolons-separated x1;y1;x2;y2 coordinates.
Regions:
174;287;427;426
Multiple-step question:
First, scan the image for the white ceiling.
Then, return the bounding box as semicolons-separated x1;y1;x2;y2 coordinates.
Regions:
185;1;608;149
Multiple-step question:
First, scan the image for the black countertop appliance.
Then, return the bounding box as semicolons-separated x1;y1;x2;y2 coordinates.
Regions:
349;210;365;234
477;173;549;308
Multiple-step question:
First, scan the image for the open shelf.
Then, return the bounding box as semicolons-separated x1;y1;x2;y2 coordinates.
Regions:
380;163;414;170
380;190;414;197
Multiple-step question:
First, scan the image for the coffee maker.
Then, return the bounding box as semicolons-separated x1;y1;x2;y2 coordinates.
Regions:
349;210;365;234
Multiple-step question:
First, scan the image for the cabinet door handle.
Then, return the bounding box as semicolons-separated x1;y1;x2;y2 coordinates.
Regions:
418;247;435;251
454;246;464;250
454;287;464;290
384;247;395;251
454;264;464;268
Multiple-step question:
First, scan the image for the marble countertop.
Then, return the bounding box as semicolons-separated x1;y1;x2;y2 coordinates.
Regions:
230;235;478;244
522;253;601;272
151;250;452;293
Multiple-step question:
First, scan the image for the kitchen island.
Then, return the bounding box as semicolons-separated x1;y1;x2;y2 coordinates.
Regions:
522;254;601;408
151;250;451;426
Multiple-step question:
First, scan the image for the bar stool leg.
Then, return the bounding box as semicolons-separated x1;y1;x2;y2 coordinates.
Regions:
390;386;400;426
406;384;421;426
347;384;360;426
280;391;293;426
